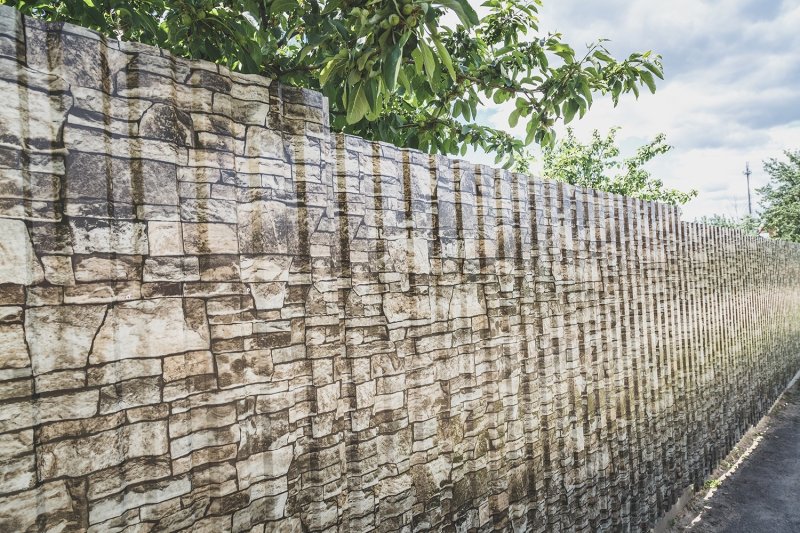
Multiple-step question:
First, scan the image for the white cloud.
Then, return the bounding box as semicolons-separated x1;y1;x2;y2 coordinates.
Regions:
463;0;800;220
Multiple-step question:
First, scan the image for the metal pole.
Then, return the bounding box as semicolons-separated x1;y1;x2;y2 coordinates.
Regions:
744;162;752;215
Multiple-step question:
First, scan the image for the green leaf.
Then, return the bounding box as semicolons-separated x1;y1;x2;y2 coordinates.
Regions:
431;0;480;28
644;61;664;79
270;0;298;15
432;36;456;81
420;41;436;80
593;49;615;63
509;109;520;128
563;99;578;124
640;71;657;93
383;43;402;92
346;83;370;124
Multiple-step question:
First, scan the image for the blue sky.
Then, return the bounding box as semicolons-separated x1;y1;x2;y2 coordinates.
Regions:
460;0;800;220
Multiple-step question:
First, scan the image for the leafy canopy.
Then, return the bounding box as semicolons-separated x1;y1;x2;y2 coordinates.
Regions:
696;214;760;236
7;0;663;167
541;128;697;205
758;150;800;242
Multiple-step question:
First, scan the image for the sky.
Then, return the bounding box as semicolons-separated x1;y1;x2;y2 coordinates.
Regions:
460;0;800;220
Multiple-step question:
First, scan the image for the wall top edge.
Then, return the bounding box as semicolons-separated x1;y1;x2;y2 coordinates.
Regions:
3;5;796;245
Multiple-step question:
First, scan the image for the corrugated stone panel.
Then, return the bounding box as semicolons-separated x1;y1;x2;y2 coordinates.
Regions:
1;5;800;532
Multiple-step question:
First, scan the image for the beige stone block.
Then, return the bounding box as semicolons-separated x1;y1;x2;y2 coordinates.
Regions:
183;222;239;254
148;221;184;256
37;420;169;479
169;425;240;459
240;255;291;282
169;403;237;439
0;218;44;285
89;476;191;525
0;480;79;532
40;255;75;285
0;324;28;369
216;350;273;389
25;304;106;374
89;298;209;363
236;445;293;489
88;359;162;386
163;350;214;382
250;282;286;310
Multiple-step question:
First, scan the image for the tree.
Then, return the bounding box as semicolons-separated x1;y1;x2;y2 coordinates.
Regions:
758;150;800;242
540;128;697;205
7;0;663;167
696;214;760;236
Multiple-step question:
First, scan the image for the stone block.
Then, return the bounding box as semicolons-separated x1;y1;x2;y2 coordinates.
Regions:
0;324;28;369
65;152;179;206
236;444;293;490
25;304;106;374
0;480;79;532
73;254;142;282
0;75;71;151
140;103;194;146
89;298;209;363
250;282;287;310
216;349;274;389
99;375;162;414
237;200;300;255
37;420;169;479
0;218;44;285
69;218;149;255
143;256;200;282
183;222;239;254
148;221;184;256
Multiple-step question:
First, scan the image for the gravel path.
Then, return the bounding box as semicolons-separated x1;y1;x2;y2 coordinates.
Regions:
682;379;800;533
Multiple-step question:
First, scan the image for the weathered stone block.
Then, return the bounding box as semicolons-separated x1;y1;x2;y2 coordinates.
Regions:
163;350;214;382
37;420;169;479
0;323;28;369
240;255;291;282
87;456;172;501
169;403;237;439
40;255;75;285
73;254;142;282
0;480;80;532
237;200;300;254
140;103;194;146
89;298;208;363
0;218;44;285
99;375;162;414
147;221;184;256
143;256;200;282
236;444;293;490
0;75;71;151
25;304;106;374
65;152;180;206
183;222;239;254
250;282;287;310
70;218;149;255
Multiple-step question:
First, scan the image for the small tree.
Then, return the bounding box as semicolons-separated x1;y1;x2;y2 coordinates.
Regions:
758;150;800;242
8;0;663;167
541;128;697;205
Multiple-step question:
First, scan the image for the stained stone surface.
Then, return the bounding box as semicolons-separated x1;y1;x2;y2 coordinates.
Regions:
1;6;800;533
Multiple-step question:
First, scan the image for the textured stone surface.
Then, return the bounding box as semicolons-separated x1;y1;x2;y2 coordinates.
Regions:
1;7;800;533
0;218;44;284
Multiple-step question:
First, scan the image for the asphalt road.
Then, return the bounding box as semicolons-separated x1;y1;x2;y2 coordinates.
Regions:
686;380;800;533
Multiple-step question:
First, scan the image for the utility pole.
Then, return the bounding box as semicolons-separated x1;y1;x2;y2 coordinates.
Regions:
743;162;752;215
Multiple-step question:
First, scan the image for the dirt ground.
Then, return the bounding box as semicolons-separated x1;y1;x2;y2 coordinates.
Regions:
666;378;800;533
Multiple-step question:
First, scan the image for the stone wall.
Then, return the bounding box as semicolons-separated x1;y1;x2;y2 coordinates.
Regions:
1;6;800;532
